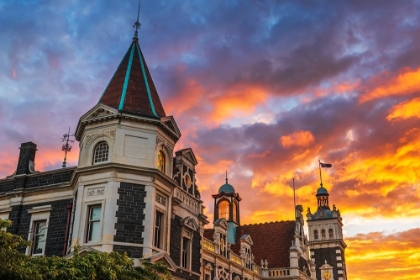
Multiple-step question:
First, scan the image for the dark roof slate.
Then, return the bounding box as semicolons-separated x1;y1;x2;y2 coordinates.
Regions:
99;38;166;118
204;221;296;269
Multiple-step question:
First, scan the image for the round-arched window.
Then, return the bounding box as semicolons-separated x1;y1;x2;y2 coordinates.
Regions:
321;229;326;239
314;230;319;240
93;141;109;164
157;151;165;173
329;228;334;239
218;200;229;220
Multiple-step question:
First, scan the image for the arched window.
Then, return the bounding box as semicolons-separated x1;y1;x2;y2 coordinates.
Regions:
157;151;165;173
321;229;326;239
232;201;237;222
93;141;109;163
329;228;334;239
314;230;319;240
218;200;229;220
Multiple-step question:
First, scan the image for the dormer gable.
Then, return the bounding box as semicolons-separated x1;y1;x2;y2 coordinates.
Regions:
214;218;229;231
75;103;119;141
240;234;254;246
181;216;199;231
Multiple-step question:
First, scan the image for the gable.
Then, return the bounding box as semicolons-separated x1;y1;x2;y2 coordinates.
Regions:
181;216;199;231
214;218;229;230
161;116;181;139
148;252;177;271
240;234;254;245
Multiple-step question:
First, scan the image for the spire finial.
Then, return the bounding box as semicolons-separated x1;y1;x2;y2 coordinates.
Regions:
133;0;141;39
225;170;228;184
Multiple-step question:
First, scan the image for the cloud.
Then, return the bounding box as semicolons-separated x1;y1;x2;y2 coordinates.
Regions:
360;68;420;103
387;97;420;121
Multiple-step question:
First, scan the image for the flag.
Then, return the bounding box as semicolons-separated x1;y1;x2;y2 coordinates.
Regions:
320;162;332;168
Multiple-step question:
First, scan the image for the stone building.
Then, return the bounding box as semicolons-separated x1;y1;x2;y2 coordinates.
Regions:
0;27;346;280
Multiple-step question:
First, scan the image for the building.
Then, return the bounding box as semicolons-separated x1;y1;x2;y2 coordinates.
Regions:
0;26;347;280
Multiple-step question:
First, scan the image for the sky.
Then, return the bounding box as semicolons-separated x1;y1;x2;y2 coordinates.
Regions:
0;0;420;279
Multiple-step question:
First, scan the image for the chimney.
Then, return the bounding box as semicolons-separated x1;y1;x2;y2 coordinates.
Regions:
16;142;37;175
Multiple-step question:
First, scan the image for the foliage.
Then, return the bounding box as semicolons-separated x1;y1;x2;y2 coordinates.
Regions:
0;219;170;280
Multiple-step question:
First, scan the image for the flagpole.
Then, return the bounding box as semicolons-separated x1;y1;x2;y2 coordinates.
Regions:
293;178;296;217
318;160;323;187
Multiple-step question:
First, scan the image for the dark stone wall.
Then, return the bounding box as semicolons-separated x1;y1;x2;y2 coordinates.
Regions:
170;215;182;265
0;169;74;193
170;214;201;279
312;246;346;280
114;182;146;247
16;142;37;175
170;270;200;280
113;244;143;259
8;199;71;256
192;225;201;273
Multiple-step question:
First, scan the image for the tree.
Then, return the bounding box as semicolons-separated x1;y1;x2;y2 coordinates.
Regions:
0;219;170;280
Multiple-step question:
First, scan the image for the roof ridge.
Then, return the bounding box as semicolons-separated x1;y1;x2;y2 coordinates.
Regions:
241;220;295;226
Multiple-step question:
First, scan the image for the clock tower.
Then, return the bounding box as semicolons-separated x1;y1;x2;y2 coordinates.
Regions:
306;185;347;280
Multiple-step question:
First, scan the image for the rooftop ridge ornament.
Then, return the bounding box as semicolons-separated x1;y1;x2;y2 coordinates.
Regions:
225;169;228;184
133;0;141;39
61;127;74;168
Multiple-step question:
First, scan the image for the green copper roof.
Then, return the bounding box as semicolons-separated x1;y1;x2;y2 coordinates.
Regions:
218;183;235;194
316;185;329;196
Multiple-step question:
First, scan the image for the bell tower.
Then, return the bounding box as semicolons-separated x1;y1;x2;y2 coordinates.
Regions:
307;185;347;280
212;174;241;244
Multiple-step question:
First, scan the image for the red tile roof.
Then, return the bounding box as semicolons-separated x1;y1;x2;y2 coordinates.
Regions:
204;221;296;268
99;38;166;118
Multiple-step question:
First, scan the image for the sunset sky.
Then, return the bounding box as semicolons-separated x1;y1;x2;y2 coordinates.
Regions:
1;1;420;279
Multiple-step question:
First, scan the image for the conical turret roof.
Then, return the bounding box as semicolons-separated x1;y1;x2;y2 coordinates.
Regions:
98;37;166;118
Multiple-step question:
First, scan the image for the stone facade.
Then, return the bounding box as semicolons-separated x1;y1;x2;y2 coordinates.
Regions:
0;33;347;280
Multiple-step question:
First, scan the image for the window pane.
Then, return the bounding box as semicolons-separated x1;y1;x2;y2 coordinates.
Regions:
157;151;165;172
94;142;109;163
91;206;101;220
32;221;47;255
89;221;101;242
218;200;229;220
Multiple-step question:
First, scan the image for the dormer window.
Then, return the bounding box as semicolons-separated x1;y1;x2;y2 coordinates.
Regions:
218;200;229;220
157;151;165;173
93;141;109;163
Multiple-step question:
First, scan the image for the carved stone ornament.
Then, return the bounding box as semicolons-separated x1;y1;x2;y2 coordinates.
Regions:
110;171;118;178
87;187;105;197
88;108;113;119
85;133;98;146
155;136;164;149
156;194;167;206
174;188;199;212
104;129;116;142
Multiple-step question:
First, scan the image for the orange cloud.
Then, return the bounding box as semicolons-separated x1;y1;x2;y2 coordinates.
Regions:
387;97;420;121
360;67;420;103
210;84;267;122
279;130;315;148
346;228;420;280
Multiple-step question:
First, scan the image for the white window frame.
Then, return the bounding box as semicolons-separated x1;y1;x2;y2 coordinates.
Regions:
26;205;51;256
181;228;192;269
153;210;165;249
93;141;109;164
85;204;103;243
0;207;11;231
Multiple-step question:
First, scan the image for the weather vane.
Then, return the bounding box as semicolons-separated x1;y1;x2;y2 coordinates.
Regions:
133;0;141;38
61;127;74;168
